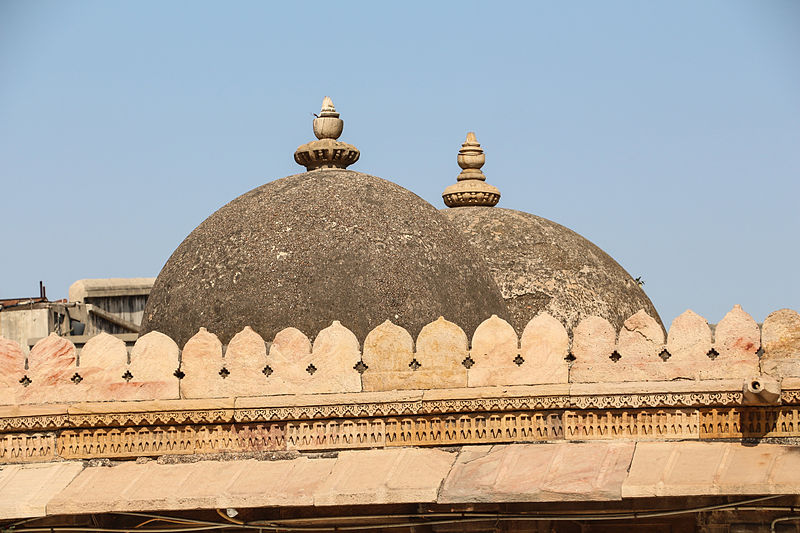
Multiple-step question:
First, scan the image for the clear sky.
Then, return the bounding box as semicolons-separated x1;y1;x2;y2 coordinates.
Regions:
1;0;798;328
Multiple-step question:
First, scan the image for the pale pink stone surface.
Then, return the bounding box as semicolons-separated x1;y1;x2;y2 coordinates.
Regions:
439;442;634;502
623;442;800;497
222;326;268;397
616;310;666;381
0;461;84;518
180;328;224;399
761;308;800;378
266;327;316;395
361;320;415;392
128;331;180;400
665;310;712;379
0;336;25;405
467;315;520;387
411;316;468;389
706;305;759;380
569;316;616;383
519;313;569;384
314;447;456;505
22;334;77;404
48;457;335;514
309;321;361;393
77;333;128;402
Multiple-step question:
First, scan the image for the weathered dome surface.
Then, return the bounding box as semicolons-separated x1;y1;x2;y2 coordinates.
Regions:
441;207;662;333
141;170;509;346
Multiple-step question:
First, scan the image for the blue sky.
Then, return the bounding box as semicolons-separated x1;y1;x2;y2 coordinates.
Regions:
1;1;798;328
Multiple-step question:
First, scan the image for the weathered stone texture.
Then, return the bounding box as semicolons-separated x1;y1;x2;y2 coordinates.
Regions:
409;317;468;389
266;327;315;395
442;207;662;334
0;461;84;518
569;316;617;382
616;310;666;381
761;308;800;378
180;328;224;399
141;170;508;347
361;321;416;392
314;448;456;505
623;441;800;497
707;305;759;380
666;310;712;379
128;331;180;400
223;326;268;397
439;442;634;503
77;333;128;402
468;315;519;387
22;334;76;404
308;321;361;393
0;336;24;404
519;313;569;384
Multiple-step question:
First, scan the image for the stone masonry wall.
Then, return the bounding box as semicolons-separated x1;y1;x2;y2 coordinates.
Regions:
0;306;798;405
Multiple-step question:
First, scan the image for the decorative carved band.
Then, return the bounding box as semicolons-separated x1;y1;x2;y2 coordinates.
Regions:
0;432;56;463
563;409;699;440
57;424;285;459
2;405;800;464
0;389;783;434
700;407;800;439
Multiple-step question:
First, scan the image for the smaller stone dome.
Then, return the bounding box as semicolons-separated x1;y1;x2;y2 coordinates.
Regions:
440;132;662;333
443;207;663;333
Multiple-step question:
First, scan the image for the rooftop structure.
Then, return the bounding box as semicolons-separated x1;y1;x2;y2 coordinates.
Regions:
1;99;798;533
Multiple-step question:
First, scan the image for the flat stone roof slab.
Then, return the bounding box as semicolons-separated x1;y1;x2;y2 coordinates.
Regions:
0;462;83;519
623;441;800;497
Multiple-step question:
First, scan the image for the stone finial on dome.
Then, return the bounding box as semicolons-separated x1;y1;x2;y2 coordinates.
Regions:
442;132;500;208
294;97;360;171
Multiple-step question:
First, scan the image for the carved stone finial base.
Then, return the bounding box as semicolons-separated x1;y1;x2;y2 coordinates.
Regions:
295;97;360;171
442;132;500;207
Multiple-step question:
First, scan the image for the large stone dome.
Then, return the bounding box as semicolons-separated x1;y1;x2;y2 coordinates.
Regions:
141;169;509;346
442;206;662;333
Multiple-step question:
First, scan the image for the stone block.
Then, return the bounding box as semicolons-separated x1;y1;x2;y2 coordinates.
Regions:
0;461;83;518
623;441;800;497
127;331;180;400
313;447;456;505
222;456;335;508
569;316;617;382
467;315;520;387
265;327;316;395
0;336;24;405
180;328;224;399
519;313;569;384
439;442;634;503
616;310;666;381
77;333;128;402
409;317;468;389
707;305;759;380
761;308;800;378
308;321;361;393
21;334;77;404
665;310;712;379
361;320;417;392
222;326;268;397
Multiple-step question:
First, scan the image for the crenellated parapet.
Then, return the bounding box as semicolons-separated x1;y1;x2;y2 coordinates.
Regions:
0;306;798;465
0;307;799;405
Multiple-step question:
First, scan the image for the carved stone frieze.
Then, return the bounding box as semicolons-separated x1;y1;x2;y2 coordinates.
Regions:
0;432;56;462
563;409;699;440
384;412;562;446
699;407;800;439
2;403;800;463
57;424;285;459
